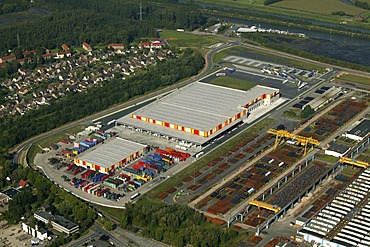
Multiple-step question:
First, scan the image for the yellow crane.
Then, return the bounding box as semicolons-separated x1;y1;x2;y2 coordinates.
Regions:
340;157;369;169
249;200;281;213
267;129;320;156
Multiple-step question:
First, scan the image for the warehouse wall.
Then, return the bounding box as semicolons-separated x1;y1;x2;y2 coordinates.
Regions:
130;90;280;137
74;148;145;174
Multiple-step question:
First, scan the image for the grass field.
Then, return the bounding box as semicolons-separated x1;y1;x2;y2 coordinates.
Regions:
212;46;325;72
160;30;228;52
337;73;370;85
272;0;366;16
198;0;370;28
27;125;86;164
210;76;257;91
145;117;275;198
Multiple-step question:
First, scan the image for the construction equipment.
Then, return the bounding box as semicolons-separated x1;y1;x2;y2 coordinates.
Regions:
267;129;320;156
249;199;281;213
340;157;369;169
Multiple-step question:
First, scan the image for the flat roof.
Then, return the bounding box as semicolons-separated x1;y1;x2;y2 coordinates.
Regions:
53;215;78;230
119;82;278;132
1;187;20;199
348;119;370;138
306;87;341;110
327;141;350;154
77;138;146;169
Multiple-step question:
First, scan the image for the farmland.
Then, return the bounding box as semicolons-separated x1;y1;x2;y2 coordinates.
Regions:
197;0;370;28
210;77;257;91
337;73;370;86
160;30;228;52
272;0;366;16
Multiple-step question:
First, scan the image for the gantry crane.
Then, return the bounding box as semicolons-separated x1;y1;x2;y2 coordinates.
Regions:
340;157;369;169
249;200;281;213
267;129;320;157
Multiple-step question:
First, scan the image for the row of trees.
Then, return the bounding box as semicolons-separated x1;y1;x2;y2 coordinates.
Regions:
0;49;204;152
121;200;240;247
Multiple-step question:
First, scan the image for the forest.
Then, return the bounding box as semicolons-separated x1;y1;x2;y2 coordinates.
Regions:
121;199;240;247
0;0;205;52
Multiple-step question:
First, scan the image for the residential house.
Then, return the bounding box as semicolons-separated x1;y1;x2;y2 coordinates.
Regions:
0;54;16;63
108;43;124;50
62;43;70;51
83;42;92;52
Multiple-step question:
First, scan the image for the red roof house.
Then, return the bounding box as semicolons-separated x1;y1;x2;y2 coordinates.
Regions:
19;179;29;188
82;42;92;52
62;43;70;51
108;43;124;50
0;54;16;63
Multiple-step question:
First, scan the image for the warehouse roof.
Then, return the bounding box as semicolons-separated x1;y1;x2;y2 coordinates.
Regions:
304;87;341;110
348;119;370;138
327;142;350;154
124;83;277;132
300;169;370;246
119;81;278;130
77;138;146;168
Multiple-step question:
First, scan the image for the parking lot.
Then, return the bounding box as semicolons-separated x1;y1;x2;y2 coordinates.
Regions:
0;223;32;247
200;67;309;100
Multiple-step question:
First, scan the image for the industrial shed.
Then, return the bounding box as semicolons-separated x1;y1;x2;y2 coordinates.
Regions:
74;138;147;173
344;119;370;141
324;141;350;158
117;82;279;145
299;169;370;247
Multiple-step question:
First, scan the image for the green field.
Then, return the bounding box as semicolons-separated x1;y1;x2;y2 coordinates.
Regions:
198;0;370;28
210;76;257;91
27;125;86;164
212;46;325;72
146;117;275;198
272;0;366;16
160;30;228;52
337;73;370;85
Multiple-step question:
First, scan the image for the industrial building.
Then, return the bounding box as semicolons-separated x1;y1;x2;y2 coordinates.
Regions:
324;142;350;158
74;137;147;173
117;82;280;145
305;86;342;111
299;169;370;247
344;119;370;141
34;211;79;235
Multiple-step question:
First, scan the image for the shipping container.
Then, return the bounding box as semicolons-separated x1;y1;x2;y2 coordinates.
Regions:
67;164;75;171
84;183;95;192
73;168;81;175
81;170;94;179
101;174;109;181
88;184;100;194
130;193;141;200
